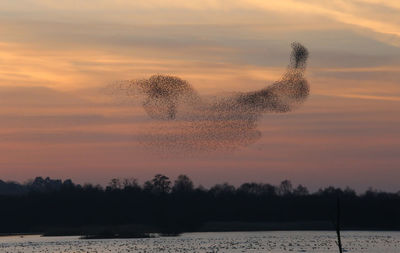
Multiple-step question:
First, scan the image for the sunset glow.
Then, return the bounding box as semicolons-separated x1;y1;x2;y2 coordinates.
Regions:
0;0;399;191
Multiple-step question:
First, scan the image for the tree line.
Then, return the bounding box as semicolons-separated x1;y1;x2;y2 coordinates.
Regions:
0;175;399;235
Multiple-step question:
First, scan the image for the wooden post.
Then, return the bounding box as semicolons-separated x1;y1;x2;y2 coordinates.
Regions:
336;197;343;253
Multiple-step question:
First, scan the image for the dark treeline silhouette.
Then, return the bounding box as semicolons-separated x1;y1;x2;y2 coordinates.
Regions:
0;175;399;235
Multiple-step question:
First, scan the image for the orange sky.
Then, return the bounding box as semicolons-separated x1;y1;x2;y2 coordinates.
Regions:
0;0;399;191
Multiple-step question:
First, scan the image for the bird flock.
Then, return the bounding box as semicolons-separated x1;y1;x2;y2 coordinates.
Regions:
108;43;310;152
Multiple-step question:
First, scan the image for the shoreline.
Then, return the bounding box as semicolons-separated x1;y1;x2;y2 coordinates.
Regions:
1;229;400;239
2;221;400;238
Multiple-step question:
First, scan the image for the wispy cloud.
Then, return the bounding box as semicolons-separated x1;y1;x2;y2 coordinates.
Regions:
333;94;400;101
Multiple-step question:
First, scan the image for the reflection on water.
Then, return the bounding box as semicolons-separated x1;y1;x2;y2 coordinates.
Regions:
0;231;399;253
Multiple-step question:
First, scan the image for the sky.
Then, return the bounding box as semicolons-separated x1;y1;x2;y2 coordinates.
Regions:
0;0;399;192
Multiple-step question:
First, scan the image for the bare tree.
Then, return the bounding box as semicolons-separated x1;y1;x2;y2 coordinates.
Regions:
172;175;194;193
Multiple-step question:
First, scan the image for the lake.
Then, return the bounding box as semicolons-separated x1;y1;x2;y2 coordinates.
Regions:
0;231;399;252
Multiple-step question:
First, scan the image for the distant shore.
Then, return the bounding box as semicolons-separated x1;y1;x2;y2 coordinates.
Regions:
1;221;399;239
0;233;39;237
1;176;399;238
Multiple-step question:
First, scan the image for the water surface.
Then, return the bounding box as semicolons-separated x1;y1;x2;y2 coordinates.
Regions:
0;231;399;252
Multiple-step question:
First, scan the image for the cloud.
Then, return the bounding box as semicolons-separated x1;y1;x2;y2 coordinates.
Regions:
0;86;88;106
0;131;133;144
2;0;400;46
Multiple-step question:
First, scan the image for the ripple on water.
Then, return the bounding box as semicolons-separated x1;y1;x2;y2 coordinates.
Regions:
0;231;399;253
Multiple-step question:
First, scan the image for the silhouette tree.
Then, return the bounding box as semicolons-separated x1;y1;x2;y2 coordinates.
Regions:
293;184;309;196
172;175;194;193
0;175;399;235
146;174;171;194
210;183;235;197
122;178;140;190
108;178;122;190
279;180;293;196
